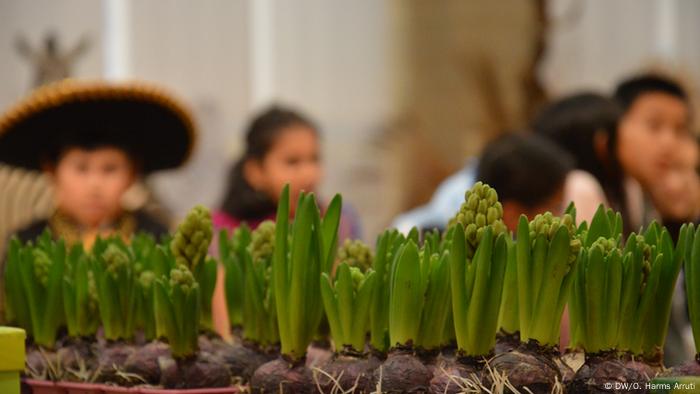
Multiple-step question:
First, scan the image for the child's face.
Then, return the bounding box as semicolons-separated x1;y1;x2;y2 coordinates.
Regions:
617;92;691;187
247;125;322;207
501;188;564;232
49;147;135;227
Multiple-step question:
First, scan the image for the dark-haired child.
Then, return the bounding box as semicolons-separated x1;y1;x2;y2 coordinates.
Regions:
214;106;360;237
211;106;361;338
0;79;195;322
615;74;700;366
475;133;573;232
0;80;195;246
531;92;632;230
614;73;699;226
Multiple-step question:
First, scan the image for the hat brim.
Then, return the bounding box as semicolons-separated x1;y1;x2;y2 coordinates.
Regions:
0;80;196;174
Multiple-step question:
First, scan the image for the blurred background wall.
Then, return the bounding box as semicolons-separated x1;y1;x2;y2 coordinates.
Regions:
1;0;699;242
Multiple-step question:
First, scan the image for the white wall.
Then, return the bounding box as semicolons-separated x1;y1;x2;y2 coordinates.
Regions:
128;0;252;218
265;0;393;236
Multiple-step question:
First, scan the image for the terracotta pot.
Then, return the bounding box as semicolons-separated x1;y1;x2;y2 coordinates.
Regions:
56;382;104;394
23;379;66;394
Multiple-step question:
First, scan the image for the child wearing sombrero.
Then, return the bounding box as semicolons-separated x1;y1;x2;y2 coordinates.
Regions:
0;79;196;247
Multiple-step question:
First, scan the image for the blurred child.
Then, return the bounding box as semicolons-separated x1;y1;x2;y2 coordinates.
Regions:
212;106;360;339
614;74;700;366
614;74;700;227
392;125;584;233
475;133;573;231
531;93;631;229
0;80;194;246
392;92;626;232
0;80;195;322
214;106;359;237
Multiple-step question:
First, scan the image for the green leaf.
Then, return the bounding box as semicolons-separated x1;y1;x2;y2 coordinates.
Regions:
320;273;343;347
516;216;533;339
617;243;643;352
4;239;31;332
154;281;177;348
564;202;577;223
194;258;217;330
632;253;663;354
353;270;376;351
273;184;290;349
18;247;41;343
321;194;343;272
466;227;494;352
285;194;316;358
498;239;519;334
336;264;354;346
370;231;392;352
389;240;422;347
584;245;606;352
604;250;622;348
530;226;572;346
586;205;612;247
686;226;700;352
450;224;468;350
417;253;451;349
477;232;507;354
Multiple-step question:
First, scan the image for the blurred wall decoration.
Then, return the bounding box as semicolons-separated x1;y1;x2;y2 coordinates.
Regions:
15;33;90;88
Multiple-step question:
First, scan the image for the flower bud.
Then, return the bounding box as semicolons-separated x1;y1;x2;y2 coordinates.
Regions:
475;213;486;228
171;205;213;269
477;200;488;215
487;188;498;205
139;271;155;288
349;266;365;289
487;207;498;224
451;182;507;259
338;239;373;272
465;223;477;243
250;220;276;265
467;194;479;211
463;211;474;225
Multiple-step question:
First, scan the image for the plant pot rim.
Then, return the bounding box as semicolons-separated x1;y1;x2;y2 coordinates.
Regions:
55;380;105;393
138;388;239;394
23;378;66;394
101;383;139;393
55;381;103;387
23;378;58;387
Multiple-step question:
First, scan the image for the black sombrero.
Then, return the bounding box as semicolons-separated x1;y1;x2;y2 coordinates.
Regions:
0;79;196;174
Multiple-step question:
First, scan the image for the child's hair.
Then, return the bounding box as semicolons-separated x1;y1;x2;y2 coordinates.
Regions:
531;93;631;232
43;128;143;172
614;74;688;112
476;133;573;208
220;106;317;220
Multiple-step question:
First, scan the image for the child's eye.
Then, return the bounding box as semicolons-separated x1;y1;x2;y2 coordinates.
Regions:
674;125;690;137
103;164;119;174
74;162;89;173
285;158;300;166
645;118;663;132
